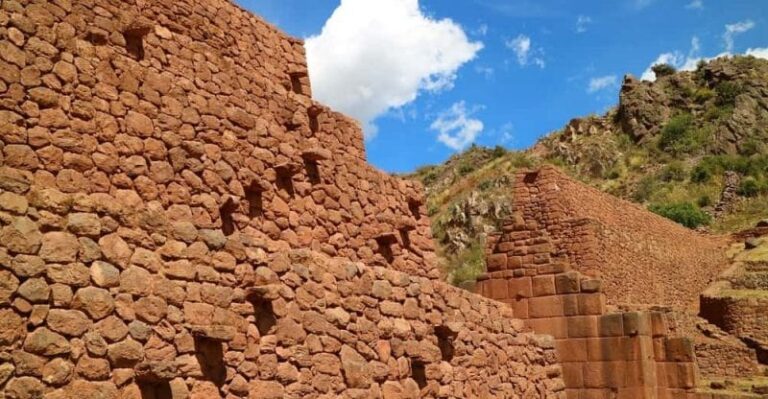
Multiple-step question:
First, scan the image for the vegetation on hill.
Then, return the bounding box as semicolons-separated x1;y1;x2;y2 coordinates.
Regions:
407;56;768;287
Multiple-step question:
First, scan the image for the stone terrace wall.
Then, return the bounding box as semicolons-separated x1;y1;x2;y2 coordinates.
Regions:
477;249;702;398
0;0;438;279
700;294;768;360
0;241;565;398
498;165;727;309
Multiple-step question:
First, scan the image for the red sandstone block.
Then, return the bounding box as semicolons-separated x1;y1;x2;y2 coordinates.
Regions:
578;293;606;316
650;312;668;337
616;387;655;399
529;317;568;338
586;337;624;361
508;256;523;269
532;274;556;296
556;338;588;362
622;312;652;337
497;241;516;252
583;361;625;388
652;338;666;362
582;389;612;399
565;389;581;399
508;277;532;298
664;337;695;362
580;278;602;293
529;295;564;318
656;387;672;399
563;294;580;316
556;271;581;294
598;314;624;337
624;359;657;387
488;278;509;300
487;253;508;271
622;336;654;362
568;316;599;338
562;362;584;388
511;298;529;319
655;362;668;388
666;362;696;389
536;262;567;274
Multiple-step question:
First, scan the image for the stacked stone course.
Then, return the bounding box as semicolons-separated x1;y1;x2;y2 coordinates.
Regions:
475;168;756;399
0;0;567;398
491;165;728;310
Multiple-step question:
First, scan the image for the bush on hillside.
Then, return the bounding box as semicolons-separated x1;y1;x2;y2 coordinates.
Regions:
738;177;767;197
659;162;687;182
690;164;713;183
659;113;708;154
492;145;507;159
715;82;744;106
652;63;677;78
649;202;712;228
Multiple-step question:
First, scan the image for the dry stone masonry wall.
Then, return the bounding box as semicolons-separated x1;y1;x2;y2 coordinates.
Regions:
493;165;728;310
0;0;568;398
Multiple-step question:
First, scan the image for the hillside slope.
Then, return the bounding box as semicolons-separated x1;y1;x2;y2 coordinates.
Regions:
408;56;768;286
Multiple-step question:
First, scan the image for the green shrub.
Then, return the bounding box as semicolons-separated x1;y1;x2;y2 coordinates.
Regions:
715;82;743;106
651;63;677;78
659;162;687;182
659;113;711;154
457;163;475;176
738;177;767;197
648;202;712;228
478;179;494;191
690;164;713;183
633;175;660;203
740;139;766;156
692;87;715;103
697;195;712;208
492;145;507;159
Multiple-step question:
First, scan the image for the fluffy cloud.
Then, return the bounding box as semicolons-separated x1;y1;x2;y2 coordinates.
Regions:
746;47;768;59
642;37;719;81
587;75;618;93
305;0;483;138
724;20;755;52
506;34;545;68
685;0;703;10
576;15;592;33
430;102;484;150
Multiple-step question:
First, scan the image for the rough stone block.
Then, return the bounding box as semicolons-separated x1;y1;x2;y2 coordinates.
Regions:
532;275;556;297
567;316;599;338
529;295;564;318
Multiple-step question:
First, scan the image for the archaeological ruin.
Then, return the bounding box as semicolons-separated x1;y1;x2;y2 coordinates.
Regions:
0;0;764;398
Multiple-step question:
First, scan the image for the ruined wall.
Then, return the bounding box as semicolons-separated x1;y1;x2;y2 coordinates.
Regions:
0;0;571;397
476;252;702;399
0;0;438;280
497;165;728;309
700;294;768;359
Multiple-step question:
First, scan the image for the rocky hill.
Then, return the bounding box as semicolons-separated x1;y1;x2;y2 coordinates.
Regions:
409;56;768;286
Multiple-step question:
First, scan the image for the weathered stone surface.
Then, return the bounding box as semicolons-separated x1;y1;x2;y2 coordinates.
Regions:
119;266;152;296
5;376;46;399
1;217;42;254
340;345;371;388
0;192;28;213
17;278;50;303
46;309;92;337
39;232;79;262
67;213;102;236
99;234;132;268
0;309;25;346
72;287;114;320
0;270;20;305
23;327;70;356
107;339;144;368
90;261;120;288
42;358;73;386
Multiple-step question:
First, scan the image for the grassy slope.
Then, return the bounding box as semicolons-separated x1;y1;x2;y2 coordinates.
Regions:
408;56;768;286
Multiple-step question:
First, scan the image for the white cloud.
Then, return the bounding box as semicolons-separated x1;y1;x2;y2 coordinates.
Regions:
724;20;755;52
430;102;484;150
475;65;495;79
576;15;592;33
475;24;489;36
587;75;618;93
305;0;483;139
641;34;768;81
746;47;768;59
685;0;703;9
505;34;546;68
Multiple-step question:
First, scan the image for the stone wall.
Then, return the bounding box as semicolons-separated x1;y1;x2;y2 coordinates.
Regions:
476;261;701;398
495;165;728;310
0;0;570;398
0;0;438;280
700;294;768;361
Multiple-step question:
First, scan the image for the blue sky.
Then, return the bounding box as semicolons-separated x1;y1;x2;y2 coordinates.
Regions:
238;0;768;173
